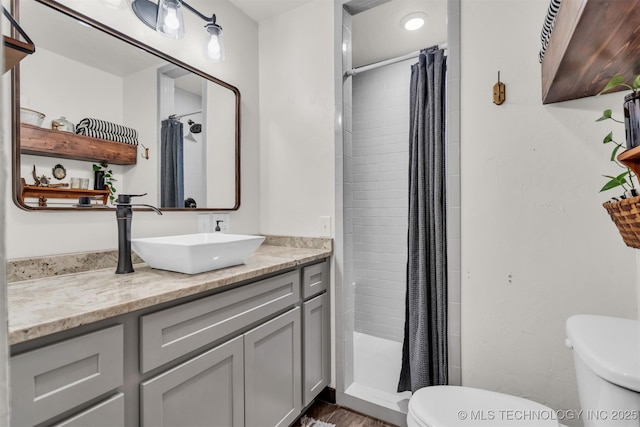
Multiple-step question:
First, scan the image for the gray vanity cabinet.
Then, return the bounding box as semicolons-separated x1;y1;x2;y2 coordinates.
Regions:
52;393;125;427
10;325;124;427
302;292;330;407
140;336;245;427
244;307;301;427
10;258;330;427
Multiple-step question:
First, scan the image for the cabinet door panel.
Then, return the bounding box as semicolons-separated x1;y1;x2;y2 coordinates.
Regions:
141;335;244;427
303;293;330;407
244;307;301;427
53;393;124;427
302;260;328;299
141;270;300;373
11;325;123;427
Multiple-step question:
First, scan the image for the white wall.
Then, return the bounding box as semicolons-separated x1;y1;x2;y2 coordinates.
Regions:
5;0;260;259
351;60;411;343
258;0;335;237
461;0;637;422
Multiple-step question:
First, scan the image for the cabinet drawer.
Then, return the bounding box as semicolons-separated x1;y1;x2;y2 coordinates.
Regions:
53;393;124;427
11;325;124;427
302;260;329;299
140;270;300;373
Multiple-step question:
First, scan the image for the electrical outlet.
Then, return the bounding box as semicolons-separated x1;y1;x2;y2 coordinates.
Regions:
197;214;212;233
211;213;230;233
319;216;331;237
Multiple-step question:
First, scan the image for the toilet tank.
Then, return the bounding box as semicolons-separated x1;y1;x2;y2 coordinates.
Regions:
566;315;640;427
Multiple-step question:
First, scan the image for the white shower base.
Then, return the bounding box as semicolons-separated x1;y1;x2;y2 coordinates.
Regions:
346;332;412;413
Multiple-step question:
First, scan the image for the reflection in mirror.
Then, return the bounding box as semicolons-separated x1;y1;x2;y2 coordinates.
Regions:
13;0;240;211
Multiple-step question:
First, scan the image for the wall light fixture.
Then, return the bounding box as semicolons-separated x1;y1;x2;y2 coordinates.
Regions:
131;0;225;61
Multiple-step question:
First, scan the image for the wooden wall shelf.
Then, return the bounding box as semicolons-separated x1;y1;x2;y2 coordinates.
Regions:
21;179;109;207
618;146;640;178
20;123;137;165
541;0;640;104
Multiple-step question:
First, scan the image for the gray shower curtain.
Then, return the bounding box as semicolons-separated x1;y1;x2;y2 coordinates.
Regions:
398;47;448;393
160;118;184;208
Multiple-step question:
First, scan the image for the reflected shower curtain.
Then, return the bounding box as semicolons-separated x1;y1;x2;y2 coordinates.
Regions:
398;47;448;392
160;118;184;208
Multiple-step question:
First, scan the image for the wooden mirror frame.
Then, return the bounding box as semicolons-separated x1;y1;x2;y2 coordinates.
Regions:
10;0;241;211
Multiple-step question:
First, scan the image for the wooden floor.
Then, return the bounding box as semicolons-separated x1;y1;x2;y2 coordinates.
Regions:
293;399;400;427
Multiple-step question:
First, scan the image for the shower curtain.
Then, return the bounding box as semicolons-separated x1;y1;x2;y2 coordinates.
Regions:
398;47;448;393
160;118;184;208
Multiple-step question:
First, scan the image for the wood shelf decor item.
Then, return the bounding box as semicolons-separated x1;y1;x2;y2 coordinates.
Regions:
3;6;35;74
541;0;640;104
20;124;137;165
617;146;640;179
21;178;109;207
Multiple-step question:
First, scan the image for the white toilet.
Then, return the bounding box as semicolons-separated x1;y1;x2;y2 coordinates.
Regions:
407;314;640;427
566;314;640;427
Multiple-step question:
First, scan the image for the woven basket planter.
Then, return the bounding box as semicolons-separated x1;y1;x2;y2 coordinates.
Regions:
603;195;640;248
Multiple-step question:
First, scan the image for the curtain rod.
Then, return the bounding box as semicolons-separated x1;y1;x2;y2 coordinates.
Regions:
169;110;202;120
345;42;447;77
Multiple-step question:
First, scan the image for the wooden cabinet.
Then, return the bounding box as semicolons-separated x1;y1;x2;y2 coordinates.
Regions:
245;307;302;427
141;336;245;427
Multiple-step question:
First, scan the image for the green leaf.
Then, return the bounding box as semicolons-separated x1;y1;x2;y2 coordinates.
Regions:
601;175;627;192
633;75;640;90
596;109;613;121
611;143;624;161
600;75;633;94
603;131;613;143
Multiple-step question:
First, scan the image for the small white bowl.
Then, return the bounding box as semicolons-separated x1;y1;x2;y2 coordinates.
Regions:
20;108;45;126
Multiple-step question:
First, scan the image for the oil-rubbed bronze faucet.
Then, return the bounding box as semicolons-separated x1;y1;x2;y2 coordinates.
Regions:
115;194;162;274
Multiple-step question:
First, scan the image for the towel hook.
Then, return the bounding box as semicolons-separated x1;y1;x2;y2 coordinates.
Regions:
493;71;506;105
140;143;150;160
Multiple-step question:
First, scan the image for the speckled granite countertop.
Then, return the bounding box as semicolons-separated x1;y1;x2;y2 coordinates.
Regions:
7;237;332;346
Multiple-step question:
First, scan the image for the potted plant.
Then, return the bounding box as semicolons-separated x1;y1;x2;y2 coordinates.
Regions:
93;161;117;204
597;74;640;194
599;74;640;248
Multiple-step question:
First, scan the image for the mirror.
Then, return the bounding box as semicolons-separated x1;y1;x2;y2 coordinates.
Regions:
11;0;240;210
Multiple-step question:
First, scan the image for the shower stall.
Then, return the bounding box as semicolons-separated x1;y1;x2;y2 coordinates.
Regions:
347;58;414;412
334;0;461;424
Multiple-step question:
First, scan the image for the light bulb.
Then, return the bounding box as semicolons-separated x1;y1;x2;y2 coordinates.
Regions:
205;24;225;61
208;36;221;55
164;8;180;31
404;17;424;31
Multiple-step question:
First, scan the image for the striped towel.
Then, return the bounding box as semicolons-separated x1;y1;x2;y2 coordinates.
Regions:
539;0;561;63
76;127;139;145
76;118;139;145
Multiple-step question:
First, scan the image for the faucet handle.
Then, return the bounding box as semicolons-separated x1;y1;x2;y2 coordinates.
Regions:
116;193;148;204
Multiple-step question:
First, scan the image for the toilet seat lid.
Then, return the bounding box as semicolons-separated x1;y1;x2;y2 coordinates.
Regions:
408;386;560;427
566;314;640;392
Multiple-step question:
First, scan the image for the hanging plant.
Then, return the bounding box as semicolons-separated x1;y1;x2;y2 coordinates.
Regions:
92;161;117;204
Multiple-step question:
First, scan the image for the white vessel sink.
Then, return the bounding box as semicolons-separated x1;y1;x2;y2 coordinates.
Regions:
131;233;265;274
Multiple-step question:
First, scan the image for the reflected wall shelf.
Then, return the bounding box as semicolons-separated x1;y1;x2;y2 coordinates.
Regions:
20;178;109;207
3;36;34;73
20;123;137;165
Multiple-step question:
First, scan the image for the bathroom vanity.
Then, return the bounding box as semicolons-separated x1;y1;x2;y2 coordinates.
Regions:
7;241;331;427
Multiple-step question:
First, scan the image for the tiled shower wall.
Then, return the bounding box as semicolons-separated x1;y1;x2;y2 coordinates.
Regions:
335;0;461;420
352;62;412;343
